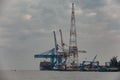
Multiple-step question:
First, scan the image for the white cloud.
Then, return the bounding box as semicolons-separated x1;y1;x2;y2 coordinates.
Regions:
22;14;32;20
32;28;50;33
103;0;120;19
75;7;83;15
86;12;97;17
112;14;118;18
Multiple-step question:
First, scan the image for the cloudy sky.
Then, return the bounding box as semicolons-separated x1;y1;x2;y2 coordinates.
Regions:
0;0;120;70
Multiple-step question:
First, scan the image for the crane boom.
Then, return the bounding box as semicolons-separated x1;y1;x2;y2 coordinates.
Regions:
59;29;65;48
92;55;97;62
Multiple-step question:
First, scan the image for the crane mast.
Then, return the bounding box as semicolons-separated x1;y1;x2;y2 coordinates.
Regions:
68;3;78;69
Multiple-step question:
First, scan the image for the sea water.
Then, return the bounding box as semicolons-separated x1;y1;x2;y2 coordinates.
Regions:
0;70;119;80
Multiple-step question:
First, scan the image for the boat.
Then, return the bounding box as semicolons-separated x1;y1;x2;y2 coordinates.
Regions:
40;61;52;70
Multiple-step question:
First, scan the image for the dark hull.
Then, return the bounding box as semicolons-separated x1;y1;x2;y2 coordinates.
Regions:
40;61;52;70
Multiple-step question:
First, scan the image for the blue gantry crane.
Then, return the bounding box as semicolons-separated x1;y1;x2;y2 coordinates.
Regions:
34;48;56;70
34;48;64;70
34;31;64;70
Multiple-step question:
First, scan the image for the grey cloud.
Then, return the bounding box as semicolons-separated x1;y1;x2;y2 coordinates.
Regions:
0;0;120;70
75;0;106;10
0;0;9;7
0;0;9;14
113;0;120;4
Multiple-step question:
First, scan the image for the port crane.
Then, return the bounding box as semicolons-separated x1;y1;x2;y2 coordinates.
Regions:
34;31;64;70
34;3;86;70
80;55;99;71
34;48;57;70
34;3;120;72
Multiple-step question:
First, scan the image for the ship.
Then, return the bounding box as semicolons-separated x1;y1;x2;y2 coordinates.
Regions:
40;61;52;70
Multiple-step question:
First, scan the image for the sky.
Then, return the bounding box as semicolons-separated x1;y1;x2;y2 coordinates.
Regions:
0;0;120;70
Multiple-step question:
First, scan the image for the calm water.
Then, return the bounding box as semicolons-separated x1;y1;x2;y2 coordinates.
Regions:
0;70;120;80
